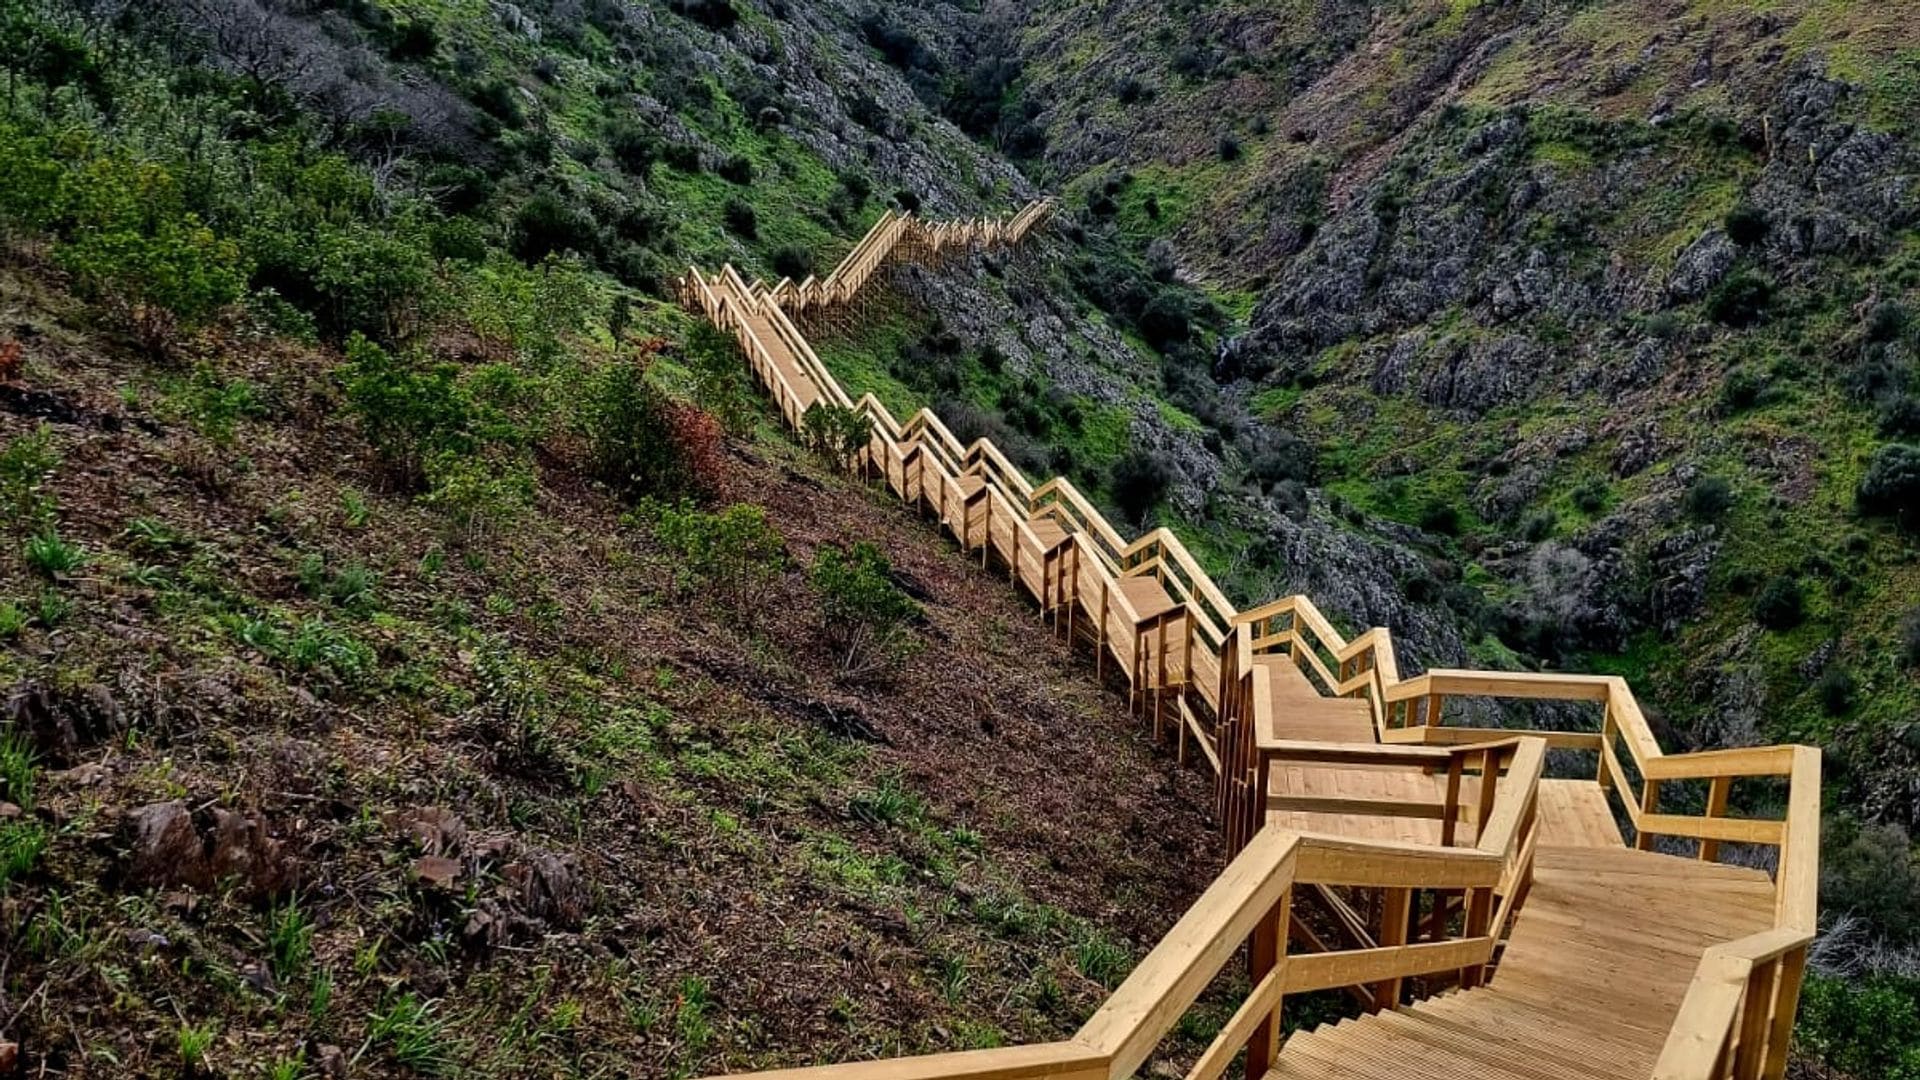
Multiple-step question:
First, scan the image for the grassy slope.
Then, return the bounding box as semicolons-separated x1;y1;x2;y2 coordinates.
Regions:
0;262;1226;1077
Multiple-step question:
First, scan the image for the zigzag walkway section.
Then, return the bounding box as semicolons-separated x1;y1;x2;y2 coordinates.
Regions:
676;203;1820;1080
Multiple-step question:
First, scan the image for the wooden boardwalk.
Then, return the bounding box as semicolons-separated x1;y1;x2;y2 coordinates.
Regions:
677;204;1820;1080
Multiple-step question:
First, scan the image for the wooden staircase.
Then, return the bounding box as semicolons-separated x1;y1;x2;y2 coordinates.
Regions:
1271;846;1784;1080
676;208;1821;1080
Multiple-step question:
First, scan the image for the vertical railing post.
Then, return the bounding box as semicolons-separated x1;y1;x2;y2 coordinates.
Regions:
1700;775;1732;862
1244;886;1292;1080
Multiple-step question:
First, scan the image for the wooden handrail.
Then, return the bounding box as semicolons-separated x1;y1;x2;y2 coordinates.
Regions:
682;194;1818;1080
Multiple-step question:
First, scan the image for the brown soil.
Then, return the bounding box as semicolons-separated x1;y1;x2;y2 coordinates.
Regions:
0;270;1222;1078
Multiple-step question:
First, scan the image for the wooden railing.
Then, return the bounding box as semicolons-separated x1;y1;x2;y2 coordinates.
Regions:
678;202;1821;1080
758;200;1055;316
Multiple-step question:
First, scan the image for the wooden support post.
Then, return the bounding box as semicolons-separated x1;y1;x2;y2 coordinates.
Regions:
1425;693;1444;727
1762;949;1807;1080
1636;778;1663;851
1441;754;1465;847
1376;887;1411;1010
1700;774;1732;862
1154;615;1168;742
1733;957;1780;1079
1067;544;1079;649
1244;887;1291;1080
1475;746;1501;847
1096;574;1109;680
1461;886;1495;988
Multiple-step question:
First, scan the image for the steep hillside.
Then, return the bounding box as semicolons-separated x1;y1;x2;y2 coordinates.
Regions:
2;0;1920;1076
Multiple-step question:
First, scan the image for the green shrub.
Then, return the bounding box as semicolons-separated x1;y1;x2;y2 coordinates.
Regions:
770;245;813;282
811;541;920;680
0;426;57;527
1723;202;1769;247
1822;818;1920;944
55;156;248;354
1797;972;1920;1080
723;199;757;239
1137;292;1193;351
341;334;472;485
311;221;439;344
1706;271;1773;328
1418;501;1462;535
1901;607;1920;668
425;449;537;539
1111;449;1171;525
801;404;872;470
687;323;757;435
1682;475;1735;522
1751;574;1805;631
1570;478;1608;515
1813;666;1856;716
648;501;785;615
510;194;601;265
1859;444;1920;532
717;154;754;185
577;362;690;498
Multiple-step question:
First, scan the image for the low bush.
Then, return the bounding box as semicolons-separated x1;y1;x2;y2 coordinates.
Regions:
649;501;785;616
577;362;686;498
723;199;758;239
1751;574;1805;631
1707;271;1773;328
425;449;537;540
54;156;248;356
1902;607;1920;669
1797;973;1920;1080
1111;449;1171;525
510;195;601;265
1858;444;1920;532
341;334;472;486
1683;475;1736;522
717;155;754;185
811;541;920;681
1723;202;1769;247
1813;665;1856;716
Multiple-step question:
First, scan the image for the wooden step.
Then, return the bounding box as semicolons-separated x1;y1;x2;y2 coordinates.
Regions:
1533;779;1625;847
1253;655;1378;743
1115;574;1179;622
1027;516;1070;552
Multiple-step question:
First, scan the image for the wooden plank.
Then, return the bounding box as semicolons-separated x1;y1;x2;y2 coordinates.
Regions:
700;1043;1107;1080
1282;937;1493;995
1638;813;1785;846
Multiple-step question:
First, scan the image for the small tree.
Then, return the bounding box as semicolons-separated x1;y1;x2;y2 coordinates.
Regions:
650;501;785;618
811;541;919;682
801;403;871;471
341;334;471;487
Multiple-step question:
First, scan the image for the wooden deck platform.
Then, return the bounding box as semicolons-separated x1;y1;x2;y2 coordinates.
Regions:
1269;847;1777;1080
